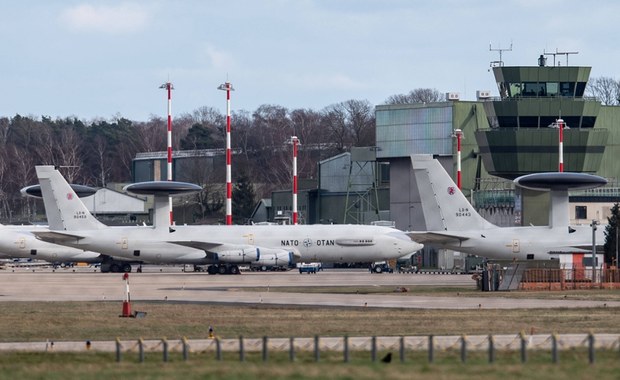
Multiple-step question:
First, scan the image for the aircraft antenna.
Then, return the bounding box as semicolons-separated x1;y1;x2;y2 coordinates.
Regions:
159;81;174;225
218;81;235;225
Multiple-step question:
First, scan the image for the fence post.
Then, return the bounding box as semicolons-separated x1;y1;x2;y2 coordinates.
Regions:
138;338;145;363
314;335;320;362
460;335;467;363
289;337;295;362
239;336;244;362
519;331;527;363
488;334;495;363
344;336;349;363
399;336;405;363
162;338;168;362
371;336;377;362
428;335;434;363
115;338;122;363
182;337;189;362
588;333;595;364
215;338;222;361
262;336;268;362
551;334;558;364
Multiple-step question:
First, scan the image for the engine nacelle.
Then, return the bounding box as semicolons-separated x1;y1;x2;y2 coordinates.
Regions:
255;249;299;267
215;248;259;263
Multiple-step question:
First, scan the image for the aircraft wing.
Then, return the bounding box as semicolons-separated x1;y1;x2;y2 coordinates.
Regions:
31;230;86;243
406;231;470;245
168;241;224;260
169;240;222;252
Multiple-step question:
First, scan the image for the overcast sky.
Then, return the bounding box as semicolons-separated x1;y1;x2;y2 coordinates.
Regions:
2;0;619;121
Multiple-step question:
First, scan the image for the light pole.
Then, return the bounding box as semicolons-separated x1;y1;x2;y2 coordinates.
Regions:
159;81;174;225
290;136;300;225
218;81;234;225
591;219;599;283
452;129;464;189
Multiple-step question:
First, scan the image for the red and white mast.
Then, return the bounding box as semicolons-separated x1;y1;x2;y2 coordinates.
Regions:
557;118;565;172
218;81;234;225
291;136;300;225
453;129;464;189
159;81;174;224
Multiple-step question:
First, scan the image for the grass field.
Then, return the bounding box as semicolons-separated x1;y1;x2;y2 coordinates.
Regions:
0;287;619;379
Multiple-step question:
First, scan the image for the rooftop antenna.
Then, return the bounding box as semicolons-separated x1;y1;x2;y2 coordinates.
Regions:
489;42;512;68
544;49;579;66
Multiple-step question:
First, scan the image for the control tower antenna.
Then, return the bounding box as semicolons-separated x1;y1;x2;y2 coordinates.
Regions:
544;49;579;66
489;42;512;67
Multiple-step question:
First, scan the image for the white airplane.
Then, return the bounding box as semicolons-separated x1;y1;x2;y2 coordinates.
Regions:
32;165;423;274
0;224;101;266
407;155;606;262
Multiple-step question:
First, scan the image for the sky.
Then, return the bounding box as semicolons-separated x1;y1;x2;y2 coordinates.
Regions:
2;0;620;122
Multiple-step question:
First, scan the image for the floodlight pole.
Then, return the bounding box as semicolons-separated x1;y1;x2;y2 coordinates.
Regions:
591;220;598;283
159;82;174;225
452;129;464;189
291;136;300;225
218;81;234;225
557;119;565;172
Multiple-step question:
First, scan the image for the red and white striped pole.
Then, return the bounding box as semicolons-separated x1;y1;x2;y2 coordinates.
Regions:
291;136;300;225
160;82;174;225
218;82;234;225
557;118;565;172
121;272;131;317
453;129;463;189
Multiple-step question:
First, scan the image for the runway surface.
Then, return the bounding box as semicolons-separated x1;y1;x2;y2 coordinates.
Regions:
0;267;618;309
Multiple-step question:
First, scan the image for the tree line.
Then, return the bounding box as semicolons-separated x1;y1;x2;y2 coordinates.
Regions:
1;78;615;223
1;89;444;222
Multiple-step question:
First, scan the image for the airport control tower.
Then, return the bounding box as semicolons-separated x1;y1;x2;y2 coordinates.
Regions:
475;55;609;179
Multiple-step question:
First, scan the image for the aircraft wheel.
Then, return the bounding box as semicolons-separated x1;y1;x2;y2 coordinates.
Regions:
122;263;132;273
218;265;228;275
229;265;240;275
207;265;218;275
110;263;121;273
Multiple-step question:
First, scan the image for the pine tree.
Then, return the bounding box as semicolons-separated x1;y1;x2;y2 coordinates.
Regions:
232;172;257;224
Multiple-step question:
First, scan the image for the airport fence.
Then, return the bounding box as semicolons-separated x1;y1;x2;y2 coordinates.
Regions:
113;333;620;364
4;333;617;364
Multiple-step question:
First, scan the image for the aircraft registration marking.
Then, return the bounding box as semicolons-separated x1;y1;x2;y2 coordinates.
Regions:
73;211;88;219
456;207;471;217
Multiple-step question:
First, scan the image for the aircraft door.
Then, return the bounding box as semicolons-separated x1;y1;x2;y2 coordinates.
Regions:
512;239;520;253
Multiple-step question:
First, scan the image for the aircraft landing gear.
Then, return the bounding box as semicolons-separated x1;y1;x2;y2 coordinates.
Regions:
206;264;241;275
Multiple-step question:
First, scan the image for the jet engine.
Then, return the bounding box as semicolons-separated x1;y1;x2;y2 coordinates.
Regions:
215;248;260;263
255;248;300;267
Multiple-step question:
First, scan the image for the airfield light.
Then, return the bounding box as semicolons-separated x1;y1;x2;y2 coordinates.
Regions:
452;129;464;189
159;81;175;225
218;81;234;225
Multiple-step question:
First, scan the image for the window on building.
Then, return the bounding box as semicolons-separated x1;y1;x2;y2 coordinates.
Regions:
575;205;587;220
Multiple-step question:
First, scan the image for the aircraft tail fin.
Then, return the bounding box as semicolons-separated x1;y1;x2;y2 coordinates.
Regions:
411;155;495;231
35;166;107;231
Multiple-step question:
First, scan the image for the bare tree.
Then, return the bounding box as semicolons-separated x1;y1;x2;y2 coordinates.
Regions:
342;99;375;146
134;116;167;152
321;103;350;153
385;88;444;104
586;77;620;105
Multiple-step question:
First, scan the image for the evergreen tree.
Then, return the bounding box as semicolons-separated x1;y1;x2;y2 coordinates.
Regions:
604;203;620;266
232;172;257;224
